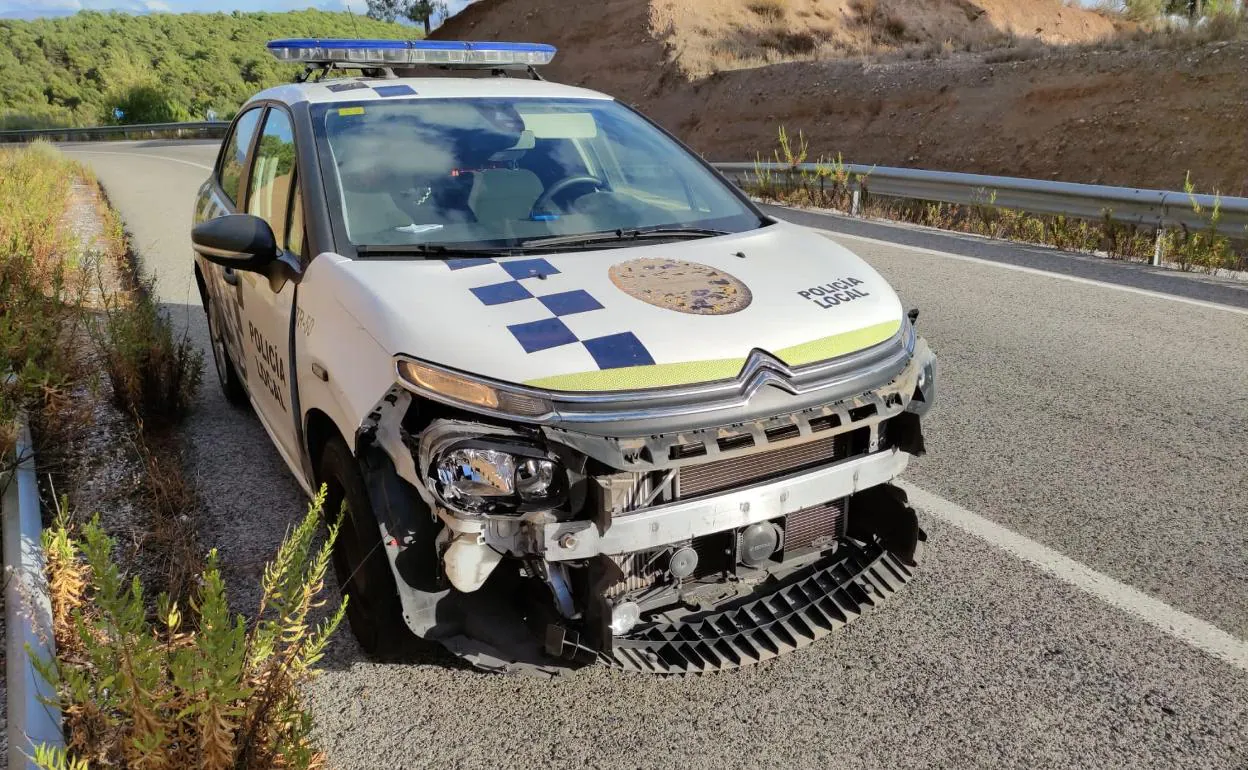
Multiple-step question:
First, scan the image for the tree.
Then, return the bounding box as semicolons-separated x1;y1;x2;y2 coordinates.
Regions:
364;0;448;34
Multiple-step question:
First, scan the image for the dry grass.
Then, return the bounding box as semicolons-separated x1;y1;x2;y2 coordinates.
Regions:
744;128;1246;273
746;0;788;22
0;142;93;471
95;282;202;435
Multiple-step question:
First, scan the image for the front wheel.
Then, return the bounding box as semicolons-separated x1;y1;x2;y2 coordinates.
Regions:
205;295;248;407
319;436;413;658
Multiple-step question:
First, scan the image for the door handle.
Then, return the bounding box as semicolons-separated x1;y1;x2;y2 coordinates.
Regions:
222;267;239;286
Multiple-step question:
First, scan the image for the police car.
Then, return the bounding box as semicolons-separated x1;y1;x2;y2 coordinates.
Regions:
190;39;937;674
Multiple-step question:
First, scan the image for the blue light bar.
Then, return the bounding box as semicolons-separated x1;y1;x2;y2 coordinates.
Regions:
266;39;557;67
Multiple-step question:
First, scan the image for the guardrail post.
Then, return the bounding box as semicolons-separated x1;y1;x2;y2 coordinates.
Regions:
1153;225;1165;267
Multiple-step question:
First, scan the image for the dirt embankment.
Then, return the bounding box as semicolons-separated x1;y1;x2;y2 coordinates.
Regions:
439;0;1248;195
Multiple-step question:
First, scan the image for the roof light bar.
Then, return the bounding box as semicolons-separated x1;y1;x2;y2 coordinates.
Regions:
266;39;557;68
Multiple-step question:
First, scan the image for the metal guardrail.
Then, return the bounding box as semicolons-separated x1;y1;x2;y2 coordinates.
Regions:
3;411;63;769
713;162;1248;235
0;121;227;143
4;119;1244;249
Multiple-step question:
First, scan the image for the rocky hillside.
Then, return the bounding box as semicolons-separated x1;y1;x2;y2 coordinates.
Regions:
437;0;1247;194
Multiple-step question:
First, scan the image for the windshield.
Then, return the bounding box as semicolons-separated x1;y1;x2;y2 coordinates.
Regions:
311;96;763;251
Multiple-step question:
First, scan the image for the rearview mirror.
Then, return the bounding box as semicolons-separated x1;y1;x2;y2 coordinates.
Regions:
191;214;279;271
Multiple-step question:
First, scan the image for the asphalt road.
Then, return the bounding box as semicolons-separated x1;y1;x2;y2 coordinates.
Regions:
65;140;1248;769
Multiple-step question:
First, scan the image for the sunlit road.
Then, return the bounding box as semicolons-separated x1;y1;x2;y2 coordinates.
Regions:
68;140;1248;769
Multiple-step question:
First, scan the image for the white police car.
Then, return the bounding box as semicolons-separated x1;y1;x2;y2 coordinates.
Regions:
190;39;937;674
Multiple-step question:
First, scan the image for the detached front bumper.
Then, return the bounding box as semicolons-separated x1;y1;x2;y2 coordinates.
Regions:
541;448;910;561
608;537;915;673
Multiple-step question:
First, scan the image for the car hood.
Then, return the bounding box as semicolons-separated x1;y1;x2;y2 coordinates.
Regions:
328;221;905;392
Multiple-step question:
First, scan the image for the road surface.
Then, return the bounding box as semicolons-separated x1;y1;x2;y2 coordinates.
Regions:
65;140;1248;770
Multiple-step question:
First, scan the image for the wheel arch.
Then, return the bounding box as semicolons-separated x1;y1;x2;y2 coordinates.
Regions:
305;407;347;484
193;261;208;309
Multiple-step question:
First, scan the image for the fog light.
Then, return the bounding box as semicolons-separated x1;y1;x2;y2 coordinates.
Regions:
610;601;641;636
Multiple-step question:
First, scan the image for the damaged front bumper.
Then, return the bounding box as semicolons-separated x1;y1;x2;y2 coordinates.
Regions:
363;328;936;674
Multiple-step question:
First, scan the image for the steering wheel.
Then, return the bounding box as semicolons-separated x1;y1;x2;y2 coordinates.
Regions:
531;175;609;215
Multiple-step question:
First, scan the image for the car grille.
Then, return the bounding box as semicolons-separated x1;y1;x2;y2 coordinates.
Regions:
678;433;851;498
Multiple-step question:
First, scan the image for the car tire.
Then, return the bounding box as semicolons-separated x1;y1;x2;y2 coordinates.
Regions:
205;296;248;407
319;436;413;658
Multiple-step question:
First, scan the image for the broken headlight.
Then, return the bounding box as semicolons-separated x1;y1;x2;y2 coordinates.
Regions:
434;442;565;514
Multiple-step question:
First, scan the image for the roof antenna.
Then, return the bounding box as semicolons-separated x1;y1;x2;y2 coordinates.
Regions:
345;1;363;39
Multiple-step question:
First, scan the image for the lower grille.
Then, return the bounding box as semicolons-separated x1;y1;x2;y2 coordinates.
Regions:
607;539;915;674
678;433;850;498
785;498;847;551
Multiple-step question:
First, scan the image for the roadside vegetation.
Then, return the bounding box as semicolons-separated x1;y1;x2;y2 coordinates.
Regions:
0;10;412;129
1;142;346;766
747;128;1247;273
0;142;93;472
35;496;344;770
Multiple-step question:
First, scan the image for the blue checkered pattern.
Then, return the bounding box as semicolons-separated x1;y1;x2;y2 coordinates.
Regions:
451;258;656;370
373;84;418;97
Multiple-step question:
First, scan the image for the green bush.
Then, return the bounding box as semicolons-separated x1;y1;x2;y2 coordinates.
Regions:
36;490;346;770
106;83;191;125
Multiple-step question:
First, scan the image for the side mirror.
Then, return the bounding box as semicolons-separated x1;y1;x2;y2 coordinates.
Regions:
191;214;279;271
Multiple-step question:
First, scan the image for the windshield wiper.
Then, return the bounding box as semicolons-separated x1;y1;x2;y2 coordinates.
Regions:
354;244;520;258
520;227;731;249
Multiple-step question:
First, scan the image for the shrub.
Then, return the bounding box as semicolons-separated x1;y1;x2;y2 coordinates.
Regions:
1124;0;1165;22
105;83;192;126
746;0;788;22
35;490;346;770
96;282;203;435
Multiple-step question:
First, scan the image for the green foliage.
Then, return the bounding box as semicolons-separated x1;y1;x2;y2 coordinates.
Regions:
750;126;871;212
0;10;415;129
366;0;449;33
34;490;346;770
108;83;190;125
1124;0;1167;21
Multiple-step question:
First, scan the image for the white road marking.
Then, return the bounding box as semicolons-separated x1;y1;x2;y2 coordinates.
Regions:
65;149;213;172
900;480;1248;673
820;229;1248;317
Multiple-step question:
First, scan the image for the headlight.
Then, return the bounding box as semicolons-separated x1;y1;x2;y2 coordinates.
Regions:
433;442;564;514
397;360;552;418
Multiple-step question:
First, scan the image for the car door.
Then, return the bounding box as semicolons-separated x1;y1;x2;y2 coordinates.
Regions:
236;105;304;467
204;105;265;382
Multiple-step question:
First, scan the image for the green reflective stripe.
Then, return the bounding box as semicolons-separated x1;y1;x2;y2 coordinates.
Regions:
524;318;903;393
773;319;901;367
525;357;746;392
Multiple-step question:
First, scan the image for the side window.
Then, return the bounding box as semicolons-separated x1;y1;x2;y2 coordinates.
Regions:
246;108;297;250
218;108;262;206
